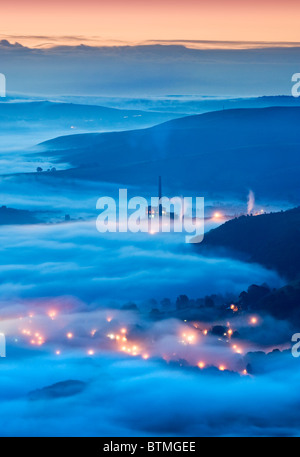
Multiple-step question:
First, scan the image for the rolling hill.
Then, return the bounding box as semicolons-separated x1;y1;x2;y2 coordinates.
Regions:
0;100;180;135
33;106;300;199
200;207;300;280
0;205;40;225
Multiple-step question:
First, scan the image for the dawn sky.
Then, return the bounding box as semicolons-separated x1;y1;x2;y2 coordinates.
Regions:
1;0;300;48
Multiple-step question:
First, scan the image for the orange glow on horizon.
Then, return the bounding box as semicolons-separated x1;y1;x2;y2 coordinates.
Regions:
1;0;300;48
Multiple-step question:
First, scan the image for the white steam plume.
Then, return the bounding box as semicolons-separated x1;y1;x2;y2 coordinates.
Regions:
247;190;255;215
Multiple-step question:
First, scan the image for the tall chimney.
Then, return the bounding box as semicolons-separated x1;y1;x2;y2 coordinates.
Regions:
158;176;162;218
159;176;162;200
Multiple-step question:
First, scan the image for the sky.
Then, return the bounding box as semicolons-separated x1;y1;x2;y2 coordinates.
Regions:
1;0;300;48
1;43;299;97
1;0;300;97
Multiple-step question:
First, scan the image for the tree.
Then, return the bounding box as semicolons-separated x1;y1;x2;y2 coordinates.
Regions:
204;296;215;308
176;295;189;310
161;298;171;309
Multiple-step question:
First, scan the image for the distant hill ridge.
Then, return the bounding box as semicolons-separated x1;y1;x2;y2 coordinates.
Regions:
0;100;179;133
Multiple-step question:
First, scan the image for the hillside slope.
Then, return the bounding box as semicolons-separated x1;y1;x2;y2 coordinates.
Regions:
35;107;300;198
201;207;300;280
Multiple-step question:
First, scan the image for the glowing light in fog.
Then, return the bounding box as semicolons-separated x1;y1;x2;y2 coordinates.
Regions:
48;310;57;320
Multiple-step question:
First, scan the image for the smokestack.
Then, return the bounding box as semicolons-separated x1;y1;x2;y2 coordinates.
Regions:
158;176;162;218
158;176;162;201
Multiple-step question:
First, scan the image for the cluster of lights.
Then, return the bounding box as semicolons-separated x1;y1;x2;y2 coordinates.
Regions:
17;309;262;377
254;209;265;216
106;328;149;360
20;313;146;359
190;320;257;375
48;310;57;320
22;329;45;346
107;333;127;343
181;332;196;344
232;344;243;355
